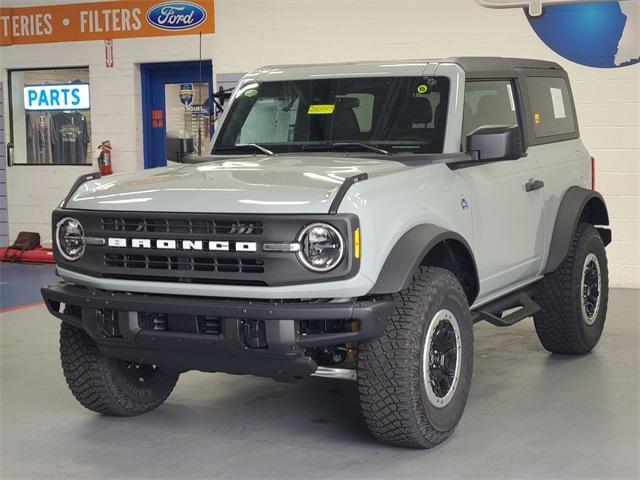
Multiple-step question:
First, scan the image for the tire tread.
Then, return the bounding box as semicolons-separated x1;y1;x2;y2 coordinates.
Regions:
60;323;177;416
534;223;608;354
357;267;472;448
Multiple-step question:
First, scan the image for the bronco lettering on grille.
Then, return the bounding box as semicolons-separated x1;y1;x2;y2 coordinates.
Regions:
106;238;257;252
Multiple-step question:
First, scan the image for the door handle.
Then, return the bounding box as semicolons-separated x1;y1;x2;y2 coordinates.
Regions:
525;178;544;192
6;142;14;167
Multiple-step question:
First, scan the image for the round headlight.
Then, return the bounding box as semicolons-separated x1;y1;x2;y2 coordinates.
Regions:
56;217;85;261
297;223;345;272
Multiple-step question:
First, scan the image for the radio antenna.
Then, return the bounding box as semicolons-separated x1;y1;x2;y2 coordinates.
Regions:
197;31;203;155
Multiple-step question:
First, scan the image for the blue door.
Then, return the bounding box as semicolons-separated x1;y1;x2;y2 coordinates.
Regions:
141;61;213;169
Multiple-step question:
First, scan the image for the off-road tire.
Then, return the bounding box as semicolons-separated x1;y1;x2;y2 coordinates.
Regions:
534;223;608;354
60;322;179;416
357;267;474;448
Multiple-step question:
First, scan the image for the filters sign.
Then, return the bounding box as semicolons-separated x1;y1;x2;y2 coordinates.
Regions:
0;0;215;46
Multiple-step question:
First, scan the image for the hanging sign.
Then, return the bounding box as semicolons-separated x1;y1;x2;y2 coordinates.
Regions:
24;84;91;111
105;39;114;67
0;1;215;46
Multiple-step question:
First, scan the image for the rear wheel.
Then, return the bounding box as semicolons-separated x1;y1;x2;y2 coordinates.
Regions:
534;223;609;354
357;267;473;448
60;322;179;416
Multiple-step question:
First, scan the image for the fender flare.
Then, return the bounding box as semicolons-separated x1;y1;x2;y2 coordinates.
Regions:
369;224;479;302
542;186;610;275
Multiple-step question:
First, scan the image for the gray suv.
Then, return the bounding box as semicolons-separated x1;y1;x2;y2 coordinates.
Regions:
43;57;611;448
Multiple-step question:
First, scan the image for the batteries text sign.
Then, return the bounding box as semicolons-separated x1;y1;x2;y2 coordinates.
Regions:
0;1;214;46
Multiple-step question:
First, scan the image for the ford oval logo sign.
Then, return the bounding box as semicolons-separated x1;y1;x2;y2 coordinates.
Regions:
146;2;207;31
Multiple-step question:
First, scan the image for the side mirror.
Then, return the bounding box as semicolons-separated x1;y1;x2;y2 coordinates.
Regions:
466;125;524;162
166;132;195;163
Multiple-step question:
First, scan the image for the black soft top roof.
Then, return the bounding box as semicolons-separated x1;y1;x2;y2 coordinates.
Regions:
260;57;566;80
445;57;565;78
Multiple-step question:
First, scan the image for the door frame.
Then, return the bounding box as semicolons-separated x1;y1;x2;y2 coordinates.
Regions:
141;60;214;169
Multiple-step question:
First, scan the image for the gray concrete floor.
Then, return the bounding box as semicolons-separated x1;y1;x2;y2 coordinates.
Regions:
1;289;638;480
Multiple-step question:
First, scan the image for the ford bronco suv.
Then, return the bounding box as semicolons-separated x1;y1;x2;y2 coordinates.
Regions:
43;57;611;448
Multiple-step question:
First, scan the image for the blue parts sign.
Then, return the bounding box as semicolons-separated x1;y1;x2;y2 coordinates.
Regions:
24;84;90;111
146;2;208;31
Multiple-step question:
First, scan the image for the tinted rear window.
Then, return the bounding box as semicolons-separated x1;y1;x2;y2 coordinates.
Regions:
526;76;576;138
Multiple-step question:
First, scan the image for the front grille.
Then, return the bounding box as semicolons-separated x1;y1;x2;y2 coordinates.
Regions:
102;217;263;235
104;254;265;274
54;210;359;287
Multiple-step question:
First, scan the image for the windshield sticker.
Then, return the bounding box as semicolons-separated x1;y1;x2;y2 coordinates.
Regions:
244;89;259;98
416;84;429;94
307;104;335;115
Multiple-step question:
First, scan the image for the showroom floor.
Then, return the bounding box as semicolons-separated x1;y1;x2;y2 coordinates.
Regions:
0;262;58;310
1;264;638;479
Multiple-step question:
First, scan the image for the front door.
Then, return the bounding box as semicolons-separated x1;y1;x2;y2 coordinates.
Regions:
457;79;546;299
141;61;214;168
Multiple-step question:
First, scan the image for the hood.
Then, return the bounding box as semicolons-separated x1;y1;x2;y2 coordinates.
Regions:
65;155;411;214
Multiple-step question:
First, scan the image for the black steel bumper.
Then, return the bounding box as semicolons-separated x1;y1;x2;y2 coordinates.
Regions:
41;282;394;380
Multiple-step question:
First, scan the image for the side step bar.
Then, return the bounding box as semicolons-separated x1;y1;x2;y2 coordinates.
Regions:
312;367;357;381
473;286;541;327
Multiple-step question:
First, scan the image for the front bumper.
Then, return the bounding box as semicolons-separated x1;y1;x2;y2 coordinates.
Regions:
41;282;394;380
56;266;377;300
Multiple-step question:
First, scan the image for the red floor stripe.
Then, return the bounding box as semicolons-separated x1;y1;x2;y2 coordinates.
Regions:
0;301;45;314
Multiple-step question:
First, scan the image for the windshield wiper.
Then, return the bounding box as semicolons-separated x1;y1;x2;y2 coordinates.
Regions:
303;142;389;155
213;143;275;156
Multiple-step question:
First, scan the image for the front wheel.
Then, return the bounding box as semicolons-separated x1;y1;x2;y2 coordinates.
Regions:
60;322;179;416
357;267;474;448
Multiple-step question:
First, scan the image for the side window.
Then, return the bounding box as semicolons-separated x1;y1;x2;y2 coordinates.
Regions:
526;76;576;139
461;80;518;146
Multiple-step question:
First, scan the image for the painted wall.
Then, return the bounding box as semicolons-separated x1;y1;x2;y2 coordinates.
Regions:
0;81;7;247
0;0;638;287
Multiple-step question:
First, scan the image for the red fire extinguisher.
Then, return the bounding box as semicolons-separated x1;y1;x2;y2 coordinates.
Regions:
97;140;113;176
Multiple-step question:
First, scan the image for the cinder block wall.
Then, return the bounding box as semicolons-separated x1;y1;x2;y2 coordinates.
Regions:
1;0;638;287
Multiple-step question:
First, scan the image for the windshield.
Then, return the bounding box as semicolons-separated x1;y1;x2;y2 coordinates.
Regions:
213;76;450;155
